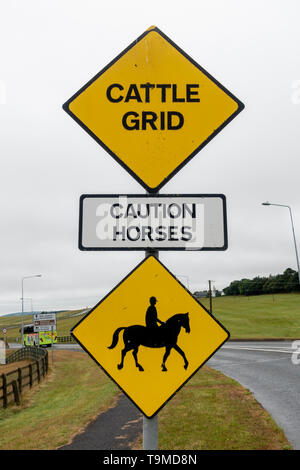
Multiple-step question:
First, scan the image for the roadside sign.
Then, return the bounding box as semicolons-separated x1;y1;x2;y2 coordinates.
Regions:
71;256;229;418
33;313;56;333
2;328;7;335
33;313;56;323
34;325;56;332
63;26;244;192
79;194;227;251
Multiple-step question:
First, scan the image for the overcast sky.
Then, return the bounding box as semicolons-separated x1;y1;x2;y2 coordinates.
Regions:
1;0;300;316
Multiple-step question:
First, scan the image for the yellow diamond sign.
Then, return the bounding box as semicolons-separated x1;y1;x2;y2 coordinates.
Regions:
71;256;229;418
63;26;244;192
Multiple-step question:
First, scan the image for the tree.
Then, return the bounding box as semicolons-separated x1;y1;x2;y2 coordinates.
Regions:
224;268;299;296
223;280;241;296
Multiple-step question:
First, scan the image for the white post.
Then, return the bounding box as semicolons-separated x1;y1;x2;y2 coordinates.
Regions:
0;340;5;365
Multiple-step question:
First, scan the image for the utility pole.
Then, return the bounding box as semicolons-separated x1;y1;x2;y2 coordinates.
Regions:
208;280;213;314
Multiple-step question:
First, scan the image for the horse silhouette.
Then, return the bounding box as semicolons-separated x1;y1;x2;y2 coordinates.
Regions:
108;313;190;372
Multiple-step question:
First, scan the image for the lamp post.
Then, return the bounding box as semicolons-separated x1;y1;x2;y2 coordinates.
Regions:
262;202;300;285
21;298;33;314
21;275;42;345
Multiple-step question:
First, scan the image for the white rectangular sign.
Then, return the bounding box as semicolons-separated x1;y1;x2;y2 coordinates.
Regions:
79;194;227;251
33;313;56;333
34;325;57;332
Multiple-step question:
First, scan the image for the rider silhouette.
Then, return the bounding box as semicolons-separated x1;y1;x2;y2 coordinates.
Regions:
146;296;164;328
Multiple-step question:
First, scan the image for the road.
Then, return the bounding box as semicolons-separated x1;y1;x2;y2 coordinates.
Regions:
207;341;300;449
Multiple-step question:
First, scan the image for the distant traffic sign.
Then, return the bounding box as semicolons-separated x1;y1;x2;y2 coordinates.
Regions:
33;313;56;333
2;328;7;335
63;26;244;192
79;194;227;251
71;256;229;418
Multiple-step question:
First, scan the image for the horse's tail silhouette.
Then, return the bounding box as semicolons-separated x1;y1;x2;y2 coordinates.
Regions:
108;327;126;349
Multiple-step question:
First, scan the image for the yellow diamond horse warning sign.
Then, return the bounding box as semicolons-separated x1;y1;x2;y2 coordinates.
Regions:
63;26;244;192
71;256;229;418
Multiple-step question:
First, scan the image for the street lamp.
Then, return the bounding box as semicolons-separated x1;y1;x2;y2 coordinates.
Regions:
21;275;42;345
21;298;33;313
262;202;300;285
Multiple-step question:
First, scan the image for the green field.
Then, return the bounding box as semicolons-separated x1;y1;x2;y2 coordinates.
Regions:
0;310;86;340
200;293;300;339
1;292;299;340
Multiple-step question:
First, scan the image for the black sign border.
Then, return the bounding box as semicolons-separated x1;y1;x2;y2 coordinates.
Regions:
63;26;244;193
78;193;228;251
71;255;230;419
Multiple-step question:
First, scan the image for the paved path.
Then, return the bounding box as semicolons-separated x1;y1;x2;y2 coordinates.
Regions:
59;394;142;450
208;341;300;449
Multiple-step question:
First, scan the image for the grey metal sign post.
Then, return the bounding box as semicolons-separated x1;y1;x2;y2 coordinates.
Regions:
143;189;159;450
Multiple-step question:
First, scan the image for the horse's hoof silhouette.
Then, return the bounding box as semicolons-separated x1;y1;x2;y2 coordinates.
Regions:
117;364;123;370
138;365;144;372
162;365;167;372
184;363;188;370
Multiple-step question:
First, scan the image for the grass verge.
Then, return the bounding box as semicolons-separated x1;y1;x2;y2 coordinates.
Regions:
0;350;119;450
134;366;291;450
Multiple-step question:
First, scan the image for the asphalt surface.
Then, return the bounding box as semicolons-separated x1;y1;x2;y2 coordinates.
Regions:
60;393;142;450
207;341;300;449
